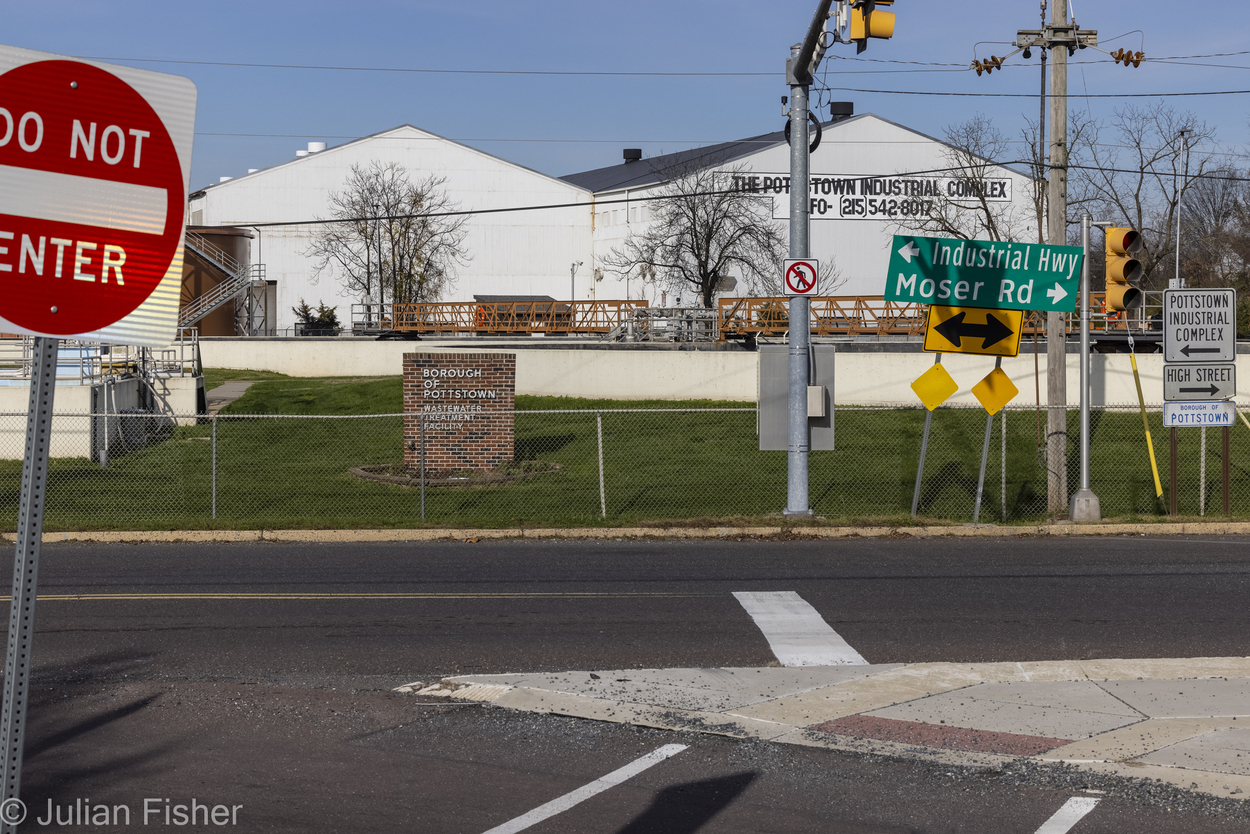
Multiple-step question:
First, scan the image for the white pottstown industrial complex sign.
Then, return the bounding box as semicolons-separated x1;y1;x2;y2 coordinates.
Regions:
1163;288;1236;363
726;173;1012;221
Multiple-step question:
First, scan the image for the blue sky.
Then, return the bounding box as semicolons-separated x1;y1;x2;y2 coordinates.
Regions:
7;0;1250;192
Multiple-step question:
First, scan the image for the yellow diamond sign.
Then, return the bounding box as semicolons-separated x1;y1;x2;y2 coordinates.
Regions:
911;363;959;411
971;367;1019;415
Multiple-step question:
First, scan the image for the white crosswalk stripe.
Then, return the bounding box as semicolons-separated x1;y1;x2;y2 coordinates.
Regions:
733;590;868;666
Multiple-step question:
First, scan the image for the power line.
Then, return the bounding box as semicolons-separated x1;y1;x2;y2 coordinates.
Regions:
81;56;774;77
825;86;1250;99
88;47;1250;76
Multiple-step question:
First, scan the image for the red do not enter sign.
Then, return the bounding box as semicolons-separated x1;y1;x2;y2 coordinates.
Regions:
0;56;189;337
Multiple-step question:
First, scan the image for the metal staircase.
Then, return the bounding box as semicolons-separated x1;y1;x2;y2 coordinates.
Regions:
180;231;265;329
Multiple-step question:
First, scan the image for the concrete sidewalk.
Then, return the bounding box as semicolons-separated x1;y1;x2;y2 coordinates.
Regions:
405;657;1250;801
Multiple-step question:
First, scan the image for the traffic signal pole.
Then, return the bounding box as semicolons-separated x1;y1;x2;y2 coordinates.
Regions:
783;0;891;516
785;58;813;517
783;1;832;517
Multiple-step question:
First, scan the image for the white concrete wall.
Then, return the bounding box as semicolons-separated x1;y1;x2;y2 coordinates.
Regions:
197;338;1222;408
0;376;200;459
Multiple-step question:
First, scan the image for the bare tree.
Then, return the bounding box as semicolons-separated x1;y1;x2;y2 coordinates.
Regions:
603;160;788;308
891;114;1040;244
306;161;469;321
1068;103;1215;287
1179;166;1248;288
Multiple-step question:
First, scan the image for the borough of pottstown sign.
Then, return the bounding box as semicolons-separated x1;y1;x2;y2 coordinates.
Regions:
884;234;1083;313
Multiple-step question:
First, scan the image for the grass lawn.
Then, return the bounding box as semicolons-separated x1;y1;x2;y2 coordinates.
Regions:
0;371;1240;530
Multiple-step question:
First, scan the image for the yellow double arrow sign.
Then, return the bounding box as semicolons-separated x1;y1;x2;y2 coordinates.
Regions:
923;305;1024;358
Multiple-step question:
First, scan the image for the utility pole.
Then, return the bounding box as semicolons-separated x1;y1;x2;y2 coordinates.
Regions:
1016;7;1096;514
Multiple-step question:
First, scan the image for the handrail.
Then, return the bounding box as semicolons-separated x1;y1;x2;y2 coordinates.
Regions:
391;299;650;335
181;233;265;329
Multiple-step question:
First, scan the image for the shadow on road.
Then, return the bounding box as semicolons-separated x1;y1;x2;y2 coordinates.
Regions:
614;771;757;834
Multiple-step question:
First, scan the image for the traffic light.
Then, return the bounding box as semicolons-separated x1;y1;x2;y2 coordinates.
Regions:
850;0;894;54
1105;227;1144;312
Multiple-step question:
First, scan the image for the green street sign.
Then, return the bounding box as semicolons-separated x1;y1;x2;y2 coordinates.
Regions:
884;234;1083;313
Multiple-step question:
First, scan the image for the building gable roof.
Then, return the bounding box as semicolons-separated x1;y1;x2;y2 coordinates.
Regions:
559;113;1031;195
191;124;591;198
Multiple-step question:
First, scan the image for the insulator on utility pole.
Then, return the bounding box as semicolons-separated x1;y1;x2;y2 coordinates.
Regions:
972;55;1005;76
1110;48;1144;68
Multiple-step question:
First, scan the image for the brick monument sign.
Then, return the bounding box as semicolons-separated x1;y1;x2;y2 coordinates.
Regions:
403;353;516;472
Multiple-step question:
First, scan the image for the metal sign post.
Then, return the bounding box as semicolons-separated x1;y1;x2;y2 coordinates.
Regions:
1161;286;1237;515
0;337;58;833
972;356;1004;523
1070;215;1099;521
0;46;195;828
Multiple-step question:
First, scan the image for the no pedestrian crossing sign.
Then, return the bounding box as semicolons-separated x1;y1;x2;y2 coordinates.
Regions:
783;259;819;296
0;45;196;346
884;234;1082;313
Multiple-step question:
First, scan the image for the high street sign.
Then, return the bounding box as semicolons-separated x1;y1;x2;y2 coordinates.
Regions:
0;45;195;347
884;234;1083;313
1163;288;1235;363
1163;363;1236;402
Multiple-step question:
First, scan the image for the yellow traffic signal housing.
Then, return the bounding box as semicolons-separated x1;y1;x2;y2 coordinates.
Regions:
1105;227;1144;311
850;0;895;54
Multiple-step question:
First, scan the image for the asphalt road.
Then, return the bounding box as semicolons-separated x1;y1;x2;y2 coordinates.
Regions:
6;535;1250;832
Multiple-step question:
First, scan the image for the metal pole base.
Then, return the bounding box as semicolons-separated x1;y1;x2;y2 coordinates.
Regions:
782;508;814;518
1069;488;1101;522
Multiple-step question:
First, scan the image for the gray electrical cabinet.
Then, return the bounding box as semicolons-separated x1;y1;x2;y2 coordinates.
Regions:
758;344;835;451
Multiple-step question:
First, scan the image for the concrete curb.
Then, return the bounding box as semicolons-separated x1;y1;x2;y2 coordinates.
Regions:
19;520;1250;544
445;659;1250;801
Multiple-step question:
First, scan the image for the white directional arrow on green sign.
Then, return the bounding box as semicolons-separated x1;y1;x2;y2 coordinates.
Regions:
884;234;1083;313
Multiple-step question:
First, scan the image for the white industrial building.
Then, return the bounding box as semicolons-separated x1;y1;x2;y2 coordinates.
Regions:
187;112;1037;332
188;125;595;333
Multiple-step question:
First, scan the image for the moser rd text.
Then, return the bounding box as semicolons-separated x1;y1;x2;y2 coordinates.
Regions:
884;234;1083;313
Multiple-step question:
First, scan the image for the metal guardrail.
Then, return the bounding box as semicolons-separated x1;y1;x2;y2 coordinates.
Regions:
718;291;1168;340
0;331;200;385
337;291;1173;342
386;299;651;336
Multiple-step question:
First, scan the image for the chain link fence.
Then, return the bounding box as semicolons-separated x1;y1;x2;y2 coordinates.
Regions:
0;405;1241;530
